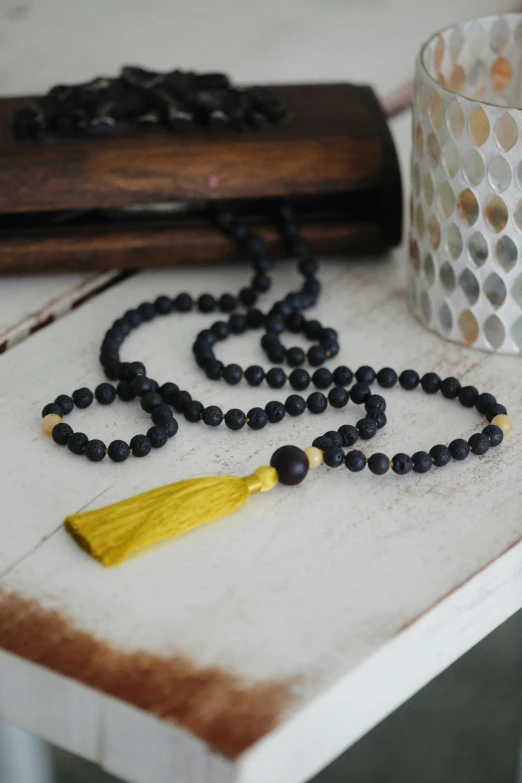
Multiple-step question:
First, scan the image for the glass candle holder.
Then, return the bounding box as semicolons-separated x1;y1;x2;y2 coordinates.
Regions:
409;13;522;354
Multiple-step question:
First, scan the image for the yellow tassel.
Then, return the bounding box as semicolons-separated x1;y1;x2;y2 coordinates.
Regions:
64;466;278;567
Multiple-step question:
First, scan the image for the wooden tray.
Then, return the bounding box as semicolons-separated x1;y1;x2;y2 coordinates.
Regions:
0;84;402;272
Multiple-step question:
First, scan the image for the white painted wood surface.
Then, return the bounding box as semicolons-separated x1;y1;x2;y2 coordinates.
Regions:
0;272;121;353
0;2;521;783
0;226;521;783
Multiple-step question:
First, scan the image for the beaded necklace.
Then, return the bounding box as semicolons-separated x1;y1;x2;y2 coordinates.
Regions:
40;203;512;566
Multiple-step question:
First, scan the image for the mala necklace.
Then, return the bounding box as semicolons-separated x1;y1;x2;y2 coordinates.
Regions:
40;204;512;566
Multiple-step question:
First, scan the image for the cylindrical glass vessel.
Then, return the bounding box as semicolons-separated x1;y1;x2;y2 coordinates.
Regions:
409;13;522;354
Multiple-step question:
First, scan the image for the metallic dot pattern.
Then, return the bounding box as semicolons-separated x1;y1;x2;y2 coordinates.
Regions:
410;13;522;353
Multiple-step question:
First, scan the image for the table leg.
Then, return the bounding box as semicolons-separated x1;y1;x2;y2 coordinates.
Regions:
0;721;55;783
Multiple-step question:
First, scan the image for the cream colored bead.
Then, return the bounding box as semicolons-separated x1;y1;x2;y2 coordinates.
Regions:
42;413;62;436
305;446;323;469
491;414;512;436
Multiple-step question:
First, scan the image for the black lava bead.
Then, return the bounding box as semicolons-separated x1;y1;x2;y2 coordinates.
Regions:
482;424;503;447
124;309;142;328
54;394;74;415
52;422;73;445
287;347;305;367
101;359;121;381
357;418;377;440
151;404;174;424
130;376;155;397
356;366;375;384
223;364;243;385
338;424;359;447
312;368;333;389
270;445;309;485
392;453;412;475
449;439;470;460
323;430;343;448
368;453;390;475
475;392;496;415
108;439;130;462
202;406;223;427
421;373;441;394
307;391;327;414
412;451;432;473
247;408;268;430
224;409;246;430
430;444;451;467
469;433;490;455
204;359;224;380
116;363;130;382
212;320;229;340
172;390;191;413
117;381;134;402
159;383;179;404
162;418;178;438
253;274;271;293
183;401;204;423
245;366;264;386
365;394;386;412
42;402;64;417
312;435;334;451
266;368;286;389
130;434;152;458
285;395;306;416
304;319;321;339
154;295;173;315
350;383;371;405
198;294;215;313
219;293;236;312
486;403;507;422
248;308;265;327
458;385;478;408
308;345;326;366
366;410;387;429
147;425;169;448
126;361;146;379
266;345;285;363
345;449;366;472
323;447;344;468
289;368;310;391
333;366;353;386
68;432;88;455
94;383;116;405
399;370;420;390
328;386;349;409
229;313;247;334
140;391;163;413
265;400;286;423
85;439;106;462
377;367;397;388
72;387;93;409
138;302;155;321
175;292;193;312
440;377;461;399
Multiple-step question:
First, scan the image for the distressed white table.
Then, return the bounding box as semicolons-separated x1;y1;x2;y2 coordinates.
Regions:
0;2;521;783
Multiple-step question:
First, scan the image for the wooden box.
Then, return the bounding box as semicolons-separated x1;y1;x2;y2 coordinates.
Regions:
0;84;402;273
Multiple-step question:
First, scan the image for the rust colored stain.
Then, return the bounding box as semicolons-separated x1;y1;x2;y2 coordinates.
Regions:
71;271;132;310
0;590;292;758
29;313;54;334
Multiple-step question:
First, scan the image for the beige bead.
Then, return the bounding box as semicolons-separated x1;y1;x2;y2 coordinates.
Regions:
305;446;323;469
42;413;62;436
491;414;512;436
